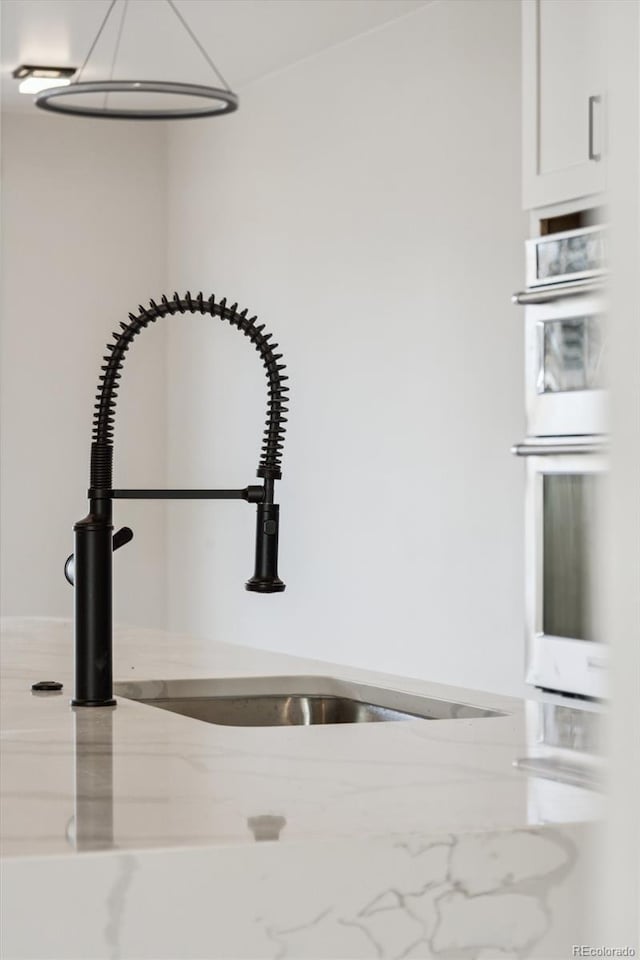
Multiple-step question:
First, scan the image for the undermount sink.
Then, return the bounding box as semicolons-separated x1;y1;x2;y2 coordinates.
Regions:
114;675;504;727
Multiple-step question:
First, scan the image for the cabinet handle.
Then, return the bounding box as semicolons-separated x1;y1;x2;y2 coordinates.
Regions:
588;95;601;162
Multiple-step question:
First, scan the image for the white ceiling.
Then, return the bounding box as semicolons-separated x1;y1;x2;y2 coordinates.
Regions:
0;0;431;112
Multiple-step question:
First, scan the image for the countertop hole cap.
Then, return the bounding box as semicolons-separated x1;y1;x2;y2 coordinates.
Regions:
31;680;63;692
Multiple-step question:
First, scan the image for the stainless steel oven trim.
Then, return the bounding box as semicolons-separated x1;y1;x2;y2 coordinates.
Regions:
512;437;607;456
520;445;608;699
512;279;605;305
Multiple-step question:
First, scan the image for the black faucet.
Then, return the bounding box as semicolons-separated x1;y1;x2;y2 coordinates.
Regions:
65;292;289;707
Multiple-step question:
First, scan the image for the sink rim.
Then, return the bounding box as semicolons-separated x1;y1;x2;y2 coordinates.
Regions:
114;674;506;724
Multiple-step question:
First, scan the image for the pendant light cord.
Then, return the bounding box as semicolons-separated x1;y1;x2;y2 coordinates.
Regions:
104;0;129;108
75;0;118;83
166;0;232;92
76;0;231;92
108;0;129;81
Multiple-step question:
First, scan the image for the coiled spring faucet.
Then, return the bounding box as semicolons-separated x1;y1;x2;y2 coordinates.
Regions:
65;292;289;707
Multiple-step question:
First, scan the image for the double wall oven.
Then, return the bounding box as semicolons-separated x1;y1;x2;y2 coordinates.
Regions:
513;224;607;700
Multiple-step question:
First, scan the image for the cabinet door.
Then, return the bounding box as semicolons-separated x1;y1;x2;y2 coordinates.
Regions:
523;0;607;210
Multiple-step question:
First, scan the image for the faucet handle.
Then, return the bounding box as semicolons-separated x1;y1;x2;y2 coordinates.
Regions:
112;526;134;551
64;526;133;586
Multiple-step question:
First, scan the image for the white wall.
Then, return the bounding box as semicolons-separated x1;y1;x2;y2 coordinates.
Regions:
166;0;527;695
0;113;168;628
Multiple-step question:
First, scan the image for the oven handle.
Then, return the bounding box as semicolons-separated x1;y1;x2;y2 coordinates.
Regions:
511;439;607;456
512;279;604;305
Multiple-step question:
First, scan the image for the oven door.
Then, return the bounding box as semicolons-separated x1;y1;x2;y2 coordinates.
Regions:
513;437;608;699
524;288;607;437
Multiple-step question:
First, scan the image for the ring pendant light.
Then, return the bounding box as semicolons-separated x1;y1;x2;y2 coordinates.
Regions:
35;0;238;120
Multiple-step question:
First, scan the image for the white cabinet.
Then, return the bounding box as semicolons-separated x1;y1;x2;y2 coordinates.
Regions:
522;0;607;210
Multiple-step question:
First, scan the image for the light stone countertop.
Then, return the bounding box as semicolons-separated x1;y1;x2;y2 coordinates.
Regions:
0;617;601;860
0;617;603;959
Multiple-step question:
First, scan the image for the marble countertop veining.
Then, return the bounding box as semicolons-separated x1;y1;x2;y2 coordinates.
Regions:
0;617;602;861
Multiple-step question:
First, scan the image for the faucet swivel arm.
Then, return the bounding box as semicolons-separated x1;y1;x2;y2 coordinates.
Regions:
69;292;289;708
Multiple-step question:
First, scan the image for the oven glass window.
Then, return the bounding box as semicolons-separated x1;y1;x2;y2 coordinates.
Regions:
535;231;605;282
537;316;605;394
543;474;600;642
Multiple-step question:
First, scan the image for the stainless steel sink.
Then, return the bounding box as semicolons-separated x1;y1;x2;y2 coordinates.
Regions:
115;675;504;727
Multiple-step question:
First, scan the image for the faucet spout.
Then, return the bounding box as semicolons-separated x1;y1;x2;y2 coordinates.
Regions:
246;502;285;593
69;292;289;707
